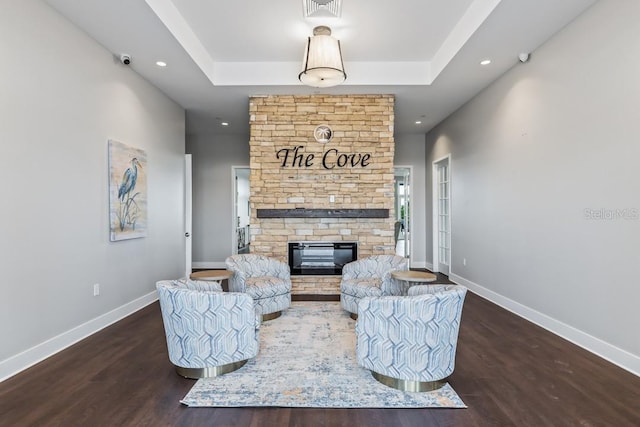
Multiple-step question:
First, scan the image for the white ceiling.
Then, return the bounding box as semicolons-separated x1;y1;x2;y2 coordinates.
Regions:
44;0;597;136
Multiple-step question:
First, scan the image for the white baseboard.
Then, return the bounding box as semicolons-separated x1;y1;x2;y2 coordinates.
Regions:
410;260;431;270
192;261;227;269
450;272;640;377
410;261;434;271
0;291;158;383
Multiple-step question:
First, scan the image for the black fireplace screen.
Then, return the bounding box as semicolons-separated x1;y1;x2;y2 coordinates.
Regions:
288;242;357;276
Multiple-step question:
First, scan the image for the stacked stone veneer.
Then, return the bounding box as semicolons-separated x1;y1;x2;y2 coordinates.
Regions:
249;94;396;294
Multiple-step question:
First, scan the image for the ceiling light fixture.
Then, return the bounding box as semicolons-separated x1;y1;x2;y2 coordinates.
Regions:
480;59;491;65
155;61;167;67
299;26;346;88
221;122;229;126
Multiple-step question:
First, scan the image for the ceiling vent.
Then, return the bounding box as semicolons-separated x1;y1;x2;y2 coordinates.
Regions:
303;0;342;18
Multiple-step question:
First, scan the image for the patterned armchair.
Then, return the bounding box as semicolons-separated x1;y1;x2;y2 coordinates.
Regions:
225;254;292;321
340;255;408;319
156;280;260;379
356;284;467;391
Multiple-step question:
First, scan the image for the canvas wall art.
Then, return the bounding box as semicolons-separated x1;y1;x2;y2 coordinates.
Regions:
108;140;147;241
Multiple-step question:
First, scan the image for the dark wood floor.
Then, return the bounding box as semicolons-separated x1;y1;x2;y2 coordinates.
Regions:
1;277;639;427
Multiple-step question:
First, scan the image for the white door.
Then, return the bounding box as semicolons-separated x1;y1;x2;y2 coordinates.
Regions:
432;156;451;275
184;154;192;277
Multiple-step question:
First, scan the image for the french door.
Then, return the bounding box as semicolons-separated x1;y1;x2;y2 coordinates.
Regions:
394;167;411;264
432;156;451;274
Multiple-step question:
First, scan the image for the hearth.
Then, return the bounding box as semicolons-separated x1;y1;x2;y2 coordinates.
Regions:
288;242;357;276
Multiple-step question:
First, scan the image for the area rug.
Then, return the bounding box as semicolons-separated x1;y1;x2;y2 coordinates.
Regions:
181;301;466;408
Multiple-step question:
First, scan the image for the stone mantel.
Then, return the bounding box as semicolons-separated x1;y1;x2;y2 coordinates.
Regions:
256;208;389;219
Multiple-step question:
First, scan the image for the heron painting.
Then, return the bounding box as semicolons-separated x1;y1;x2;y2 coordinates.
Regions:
108;140;147;241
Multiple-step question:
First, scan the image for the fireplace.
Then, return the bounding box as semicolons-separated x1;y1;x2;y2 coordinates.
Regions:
288;242;357;276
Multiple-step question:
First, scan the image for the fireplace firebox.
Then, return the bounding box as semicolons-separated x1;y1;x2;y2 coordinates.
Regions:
288;242;357;276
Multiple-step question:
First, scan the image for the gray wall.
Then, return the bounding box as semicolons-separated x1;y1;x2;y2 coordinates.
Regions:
187;132;249;266
0;0;186;377
394;134;428;267
426;0;640;373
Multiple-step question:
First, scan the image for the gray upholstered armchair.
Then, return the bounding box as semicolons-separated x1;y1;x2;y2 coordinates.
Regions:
156;280;260;379
355;284;467;391
340;255;408;319
225;254;292;321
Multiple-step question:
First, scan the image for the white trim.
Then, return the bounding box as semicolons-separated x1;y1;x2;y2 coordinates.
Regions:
411;261;431;270
450;273;640;377
431;0;502;80
213;61;433;86
0;291;158;383
192;261;227;269
231;166;238;255
432;154;451;274
145;0;216;84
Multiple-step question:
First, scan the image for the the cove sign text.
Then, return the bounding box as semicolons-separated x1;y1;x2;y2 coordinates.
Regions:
276;145;372;169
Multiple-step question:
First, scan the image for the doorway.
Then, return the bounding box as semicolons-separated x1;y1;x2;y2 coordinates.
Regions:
394;166;412;265
432;156;451;275
232;166;251;255
185;154;192;277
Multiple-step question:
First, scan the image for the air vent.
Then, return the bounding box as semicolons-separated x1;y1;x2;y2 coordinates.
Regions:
303;0;342;18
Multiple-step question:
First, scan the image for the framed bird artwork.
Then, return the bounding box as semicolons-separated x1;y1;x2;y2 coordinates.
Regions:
108;140;147;241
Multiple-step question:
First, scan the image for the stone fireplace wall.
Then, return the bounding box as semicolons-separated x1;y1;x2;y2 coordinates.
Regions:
249;94;396;294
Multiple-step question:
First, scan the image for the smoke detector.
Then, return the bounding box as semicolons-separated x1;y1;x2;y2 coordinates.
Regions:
303;0;342;18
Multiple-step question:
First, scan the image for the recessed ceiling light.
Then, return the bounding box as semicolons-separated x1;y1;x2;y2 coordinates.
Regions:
156;61;167;67
221;122;229;126
415;121;422;125
480;59;491;65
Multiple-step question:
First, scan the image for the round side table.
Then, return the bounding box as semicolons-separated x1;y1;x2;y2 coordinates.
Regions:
391;270;437;295
189;270;233;291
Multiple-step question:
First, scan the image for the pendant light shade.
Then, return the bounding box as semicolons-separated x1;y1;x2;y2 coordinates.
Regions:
299;26;346;88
